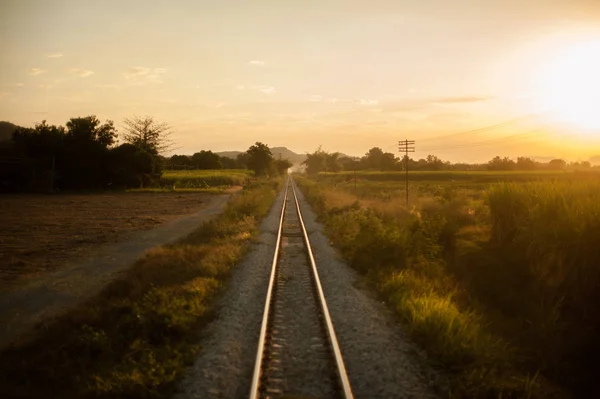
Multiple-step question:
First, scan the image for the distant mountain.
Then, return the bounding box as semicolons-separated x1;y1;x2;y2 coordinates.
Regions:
215;150;243;159
270;147;307;165
216;146;308;165
0;121;22;142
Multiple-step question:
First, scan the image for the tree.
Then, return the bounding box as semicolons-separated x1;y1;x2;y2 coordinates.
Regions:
338;156;359;171
426;154;444;171
548;158;566;171
303;147;342;175
245;142;273;176
487;156;516;171
220;155;243;169
11;121;65;190
65;115;116;147
325;152;342;172
60;116;118;189
191;150;222;169
516;157;537;170
169;154;192;169
12;121;64;159
122;116;174;155
273;158;293;175
236;152;250;169
362;147;398;170
109;143;157;187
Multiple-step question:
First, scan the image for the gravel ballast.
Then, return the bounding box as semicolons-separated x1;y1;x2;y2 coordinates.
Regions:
176;181;441;399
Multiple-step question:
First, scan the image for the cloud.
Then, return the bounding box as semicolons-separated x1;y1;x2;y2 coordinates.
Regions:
235;85;246;90
123;67;167;84
249;60;265;66
0;91;12;99
308;95;343;104
70;68;94;77
28;68;46;76
357;99;380;106
37;78;63;90
432;96;493;104
57;92;93;103
47;53;63;58
253;85;276;95
95;84;119;89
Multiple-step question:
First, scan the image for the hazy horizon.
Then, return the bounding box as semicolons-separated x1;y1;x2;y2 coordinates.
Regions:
2;0;600;162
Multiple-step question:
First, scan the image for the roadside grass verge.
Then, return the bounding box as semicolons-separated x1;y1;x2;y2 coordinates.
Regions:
0;179;281;399
295;175;583;398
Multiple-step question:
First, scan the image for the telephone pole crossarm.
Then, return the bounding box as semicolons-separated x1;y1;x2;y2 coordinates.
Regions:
398;140;416;206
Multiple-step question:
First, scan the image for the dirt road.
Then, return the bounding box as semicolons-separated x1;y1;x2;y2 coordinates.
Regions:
0;190;238;349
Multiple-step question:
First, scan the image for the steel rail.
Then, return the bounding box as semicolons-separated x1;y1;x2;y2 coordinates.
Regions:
248;177;289;399
290;178;354;399
248;176;354;399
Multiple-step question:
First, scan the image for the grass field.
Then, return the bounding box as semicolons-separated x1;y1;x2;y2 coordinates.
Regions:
0;179;281;398
297;170;600;398
155;169;254;190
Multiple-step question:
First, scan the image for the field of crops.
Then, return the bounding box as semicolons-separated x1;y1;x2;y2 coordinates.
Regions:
297;170;600;398
153;169;254;190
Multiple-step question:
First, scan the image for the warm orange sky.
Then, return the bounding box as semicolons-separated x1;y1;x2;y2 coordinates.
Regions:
1;0;600;161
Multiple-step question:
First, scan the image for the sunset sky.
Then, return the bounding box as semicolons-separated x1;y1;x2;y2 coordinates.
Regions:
1;0;600;161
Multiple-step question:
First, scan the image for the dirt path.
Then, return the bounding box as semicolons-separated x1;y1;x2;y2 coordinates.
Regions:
0;190;238;349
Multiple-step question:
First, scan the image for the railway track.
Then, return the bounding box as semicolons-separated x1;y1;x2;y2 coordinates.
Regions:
249;177;354;399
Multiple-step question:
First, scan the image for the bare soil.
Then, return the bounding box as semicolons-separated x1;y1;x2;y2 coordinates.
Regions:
0;190;240;348
0;192;213;288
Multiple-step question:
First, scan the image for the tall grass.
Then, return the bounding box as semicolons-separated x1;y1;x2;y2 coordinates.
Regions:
317;170;588;184
0;179;281;398
296;175;584;398
486;181;600;394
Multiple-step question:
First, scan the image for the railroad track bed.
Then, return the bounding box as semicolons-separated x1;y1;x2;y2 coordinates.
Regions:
175;177;439;399
250;178;353;399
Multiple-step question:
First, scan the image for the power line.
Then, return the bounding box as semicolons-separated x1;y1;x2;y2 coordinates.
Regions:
417;112;548;143
419;128;552;152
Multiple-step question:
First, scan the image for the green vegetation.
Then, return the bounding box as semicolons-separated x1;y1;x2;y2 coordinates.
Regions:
166;143;294;175
1;116;170;192
297;170;600;398
0;179;281;398
1;117;292;194
302;146;600;175
157;169;254;189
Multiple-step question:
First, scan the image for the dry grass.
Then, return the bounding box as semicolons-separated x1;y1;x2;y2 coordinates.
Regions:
295;174;589;398
0;179;281;399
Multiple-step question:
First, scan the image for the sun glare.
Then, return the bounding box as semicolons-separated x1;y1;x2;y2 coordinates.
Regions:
538;39;600;133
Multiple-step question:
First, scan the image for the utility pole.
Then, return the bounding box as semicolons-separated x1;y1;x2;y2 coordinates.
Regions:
398;140;415;206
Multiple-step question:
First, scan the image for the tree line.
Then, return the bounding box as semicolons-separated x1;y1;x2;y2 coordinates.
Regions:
0;115;172;192
302;146;598;174
167;151;242;170
0;116;291;193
